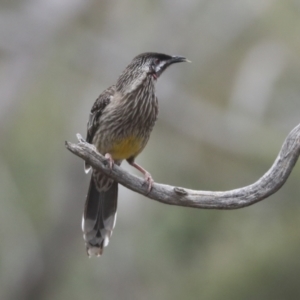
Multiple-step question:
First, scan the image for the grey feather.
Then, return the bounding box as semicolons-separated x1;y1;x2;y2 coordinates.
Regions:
82;176;118;256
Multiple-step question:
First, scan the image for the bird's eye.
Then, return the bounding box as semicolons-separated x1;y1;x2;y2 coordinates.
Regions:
154;58;160;65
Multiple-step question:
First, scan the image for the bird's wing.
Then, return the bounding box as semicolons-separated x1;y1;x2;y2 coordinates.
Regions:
85;85;115;173
86;85;115;144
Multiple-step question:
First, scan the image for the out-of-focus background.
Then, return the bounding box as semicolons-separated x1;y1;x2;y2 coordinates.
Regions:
1;1;300;299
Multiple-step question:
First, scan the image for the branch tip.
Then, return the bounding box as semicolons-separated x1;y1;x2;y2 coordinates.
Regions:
76;133;85;143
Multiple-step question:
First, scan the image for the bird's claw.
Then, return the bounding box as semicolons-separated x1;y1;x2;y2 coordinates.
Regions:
105;153;114;169
144;172;154;192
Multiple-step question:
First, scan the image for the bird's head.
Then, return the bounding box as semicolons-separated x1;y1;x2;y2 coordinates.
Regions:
132;52;190;79
116;52;190;93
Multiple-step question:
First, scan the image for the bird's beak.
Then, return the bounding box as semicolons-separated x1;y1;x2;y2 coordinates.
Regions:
169;56;191;64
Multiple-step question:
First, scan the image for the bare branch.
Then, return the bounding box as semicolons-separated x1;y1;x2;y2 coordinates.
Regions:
65;124;300;209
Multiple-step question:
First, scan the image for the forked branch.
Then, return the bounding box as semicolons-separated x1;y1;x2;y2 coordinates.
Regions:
65;124;300;209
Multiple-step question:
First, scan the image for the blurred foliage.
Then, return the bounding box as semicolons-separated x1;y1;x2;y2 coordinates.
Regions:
0;0;300;299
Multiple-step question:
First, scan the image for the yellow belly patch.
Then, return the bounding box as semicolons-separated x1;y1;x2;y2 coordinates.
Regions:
109;136;143;160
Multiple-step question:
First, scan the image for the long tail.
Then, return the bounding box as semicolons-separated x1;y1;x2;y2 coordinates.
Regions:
82;176;118;257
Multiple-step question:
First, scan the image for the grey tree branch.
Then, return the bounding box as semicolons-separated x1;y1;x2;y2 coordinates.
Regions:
65;124;300;209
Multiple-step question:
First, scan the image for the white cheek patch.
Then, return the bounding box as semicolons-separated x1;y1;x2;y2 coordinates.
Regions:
155;61;165;73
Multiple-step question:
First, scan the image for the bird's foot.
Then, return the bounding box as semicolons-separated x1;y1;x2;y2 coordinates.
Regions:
143;171;154;193
128;161;154;192
104;153;114;169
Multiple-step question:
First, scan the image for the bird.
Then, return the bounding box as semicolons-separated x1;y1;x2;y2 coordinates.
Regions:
82;52;189;257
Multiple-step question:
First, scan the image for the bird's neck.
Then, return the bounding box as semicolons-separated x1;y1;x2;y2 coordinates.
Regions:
116;72;155;96
113;74;158;135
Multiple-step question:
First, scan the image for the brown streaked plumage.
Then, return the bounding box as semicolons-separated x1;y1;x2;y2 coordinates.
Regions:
82;52;189;257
